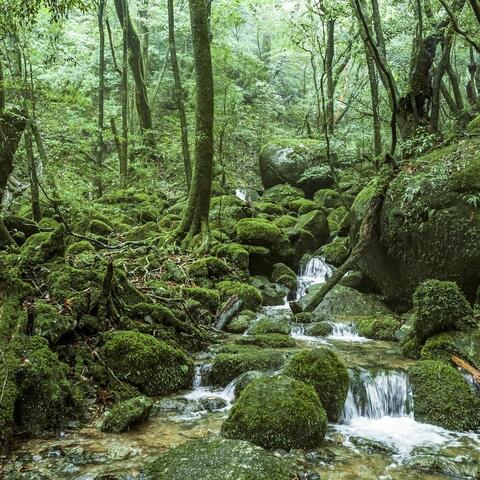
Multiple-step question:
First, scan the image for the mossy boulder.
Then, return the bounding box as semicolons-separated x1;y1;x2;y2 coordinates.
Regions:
272;214;297;229
413;280;475;344
321;237;350;267
284;347;349;421
142;437;296;480
249;276;288;306
20;227;65;266
271;263;296;283
306;321;333;336
101;396;153;433
327;206;349;233
215;243;249;271
297;165;335;197
225;311;255;334
66;240;95;256
222;375;327;450
259;139;330;194
216;281;263;311
253;201;284;216
409;360;480;431
124;222;160;241
209;346;284;387
288;198;318;215
262;184;305;207
182;287;221;311
237;333;296;348
210;195;250;224
314;189;343;209
101;331;193;396
89;219;113;236
188;256;231;280
33;300;76;344
249;317;290;335
352;139;480;306
295;210;329;246
355;315;401;341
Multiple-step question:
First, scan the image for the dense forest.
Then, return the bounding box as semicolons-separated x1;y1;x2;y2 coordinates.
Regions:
1;0;480;478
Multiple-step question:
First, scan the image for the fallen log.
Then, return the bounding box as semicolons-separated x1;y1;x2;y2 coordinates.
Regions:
452;355;480;384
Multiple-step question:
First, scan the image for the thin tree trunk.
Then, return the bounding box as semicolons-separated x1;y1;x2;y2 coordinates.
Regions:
371;0;387;61
120;2;129;187
175;0;214;251
137;0;149;71
366;52;382;157
468;0;480;24
441;80;460;114
0;56;5;113
24;126;41;222
168;0;192;190
446;61;465;112
97;0;106;196
325;19;335;134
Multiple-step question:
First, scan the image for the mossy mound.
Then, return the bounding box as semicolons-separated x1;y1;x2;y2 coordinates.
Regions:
66;240;95;256
413;280;475;344
33;300;76;344
410;360;480;431
225;311;254;334
253;201;284;216
101;396;153;433
237;333;296;348
182;287;221;311
321;237;350;267
188;256;231;280
314;188;343;209
289;198;318;215
215;243;249;271
356;315;401;341
467;114;480;134
295;210;329;247
272;214;297;229
271;263;296;283
306;321;333;336
101;331;194;396
249;317;290;335
209;346;284;387
222;375;327;450
142;437;296;480
20;227;65;266
261;184;305;207
216;281;263;310
284;347;349;421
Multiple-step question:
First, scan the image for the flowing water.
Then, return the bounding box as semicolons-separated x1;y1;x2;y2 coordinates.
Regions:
4;257;480;479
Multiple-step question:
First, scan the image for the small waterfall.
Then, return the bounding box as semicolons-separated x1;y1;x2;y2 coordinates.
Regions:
326;321;369;342
342;369;413;422
192;364;212;388
296;257;333;299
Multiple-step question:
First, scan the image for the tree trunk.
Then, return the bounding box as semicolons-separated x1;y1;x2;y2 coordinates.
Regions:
0;55;5;113
137;0;149;71
366;52;382;157
447;61;465;113
0;111;27;246
168;0;192;190
24;125;41;222
325;19;335;134
96;0;106;196
175;0;214;251
441;80;460;114
113;0;153;145
120;2;129;187
469;0;480;24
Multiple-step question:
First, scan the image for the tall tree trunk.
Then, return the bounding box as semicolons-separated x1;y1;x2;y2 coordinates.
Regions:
175;0;214;251
325;19;335;134
441;80;460;114
447;61;465;112
371;0;387;61
31;121;57;197
467;46;479;108
469;0;480;24
97;0;106;196
114;0;153;145
0;111;27;246
0;55;5;113
24;125;41;222
119;2;129;186
137;0;149;71
366;52;382;157
168;0;192;190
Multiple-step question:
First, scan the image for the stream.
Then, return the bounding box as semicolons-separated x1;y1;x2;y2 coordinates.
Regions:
3;258;480;479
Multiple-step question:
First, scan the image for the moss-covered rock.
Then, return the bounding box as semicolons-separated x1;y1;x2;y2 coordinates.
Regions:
237;333;296;348
321;237;350;267
66;240;95;256
355;315;401;341
101;331;193;396
222;375;327;450
249;317;290;335
297;165;335;197
413;280;475;344
284;347;349;421
253;201;284;216
272;214;297;229
33;300;76;344
142;437;296;480
262;184;305;207
327;206;349;233
124;222;160;241
314;189;343;209
89;219;113;236
209;346;284;387
409;360;480;431
288;198;317;215
295;312;313;324
306;321;333;336
216;281;263;310
182;287;221;311
101;396;153;433
295;210;329;245
249;275;288;306
20;227;65;266
188;256;231;280
225;311;255;334
215;243;249;271
271;263;296;283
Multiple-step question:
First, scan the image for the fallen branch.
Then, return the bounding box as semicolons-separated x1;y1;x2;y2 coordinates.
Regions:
452;355;480;384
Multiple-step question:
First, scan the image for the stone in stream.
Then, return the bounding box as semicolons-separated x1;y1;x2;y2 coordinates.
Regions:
224;310;256;334
283;347;350;422
355;315;401;341
409;360;480;431
222;376;327;450
236;333;296;349
142;437;296;480
249;317;290;335
214;296;244;331
101;396;153;433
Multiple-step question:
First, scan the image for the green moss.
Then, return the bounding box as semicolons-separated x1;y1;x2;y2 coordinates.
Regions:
101;331;193;396
188;256;231;280
182;287;221;311
89;219;113;236
249;317;289;335
253;201;284;216
321;237;350;267
262;184;305;207
124;222;160;241
288;198;317;215
38;217;59;229
66;240;95;256
314;189;343;209
295;210;329;241
33;300;76;344
467;114;480;133
101;396;153;433
295;312;313;324
216;280;263;310
209;346;284;387
410;360;480;431
271;263;296;283
327;206;349;233
215;243;249;271
0;346;17;448
413;280;475;344
284;347;349;421
235;218;285;249
356;315;400;341
222;375;327;450
236;333;296;348
225;311;254;334
20;226;65;266
306;321;333;336
142;437;296;480
272;215;297;229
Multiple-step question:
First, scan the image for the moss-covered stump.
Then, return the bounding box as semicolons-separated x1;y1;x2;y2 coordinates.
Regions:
101;396;153;433
216;281;263;311
413;280;475;344
356;315;401;341
209;346;284;387
237;333;296;348
101;331;193;396
222;375;327;450
409;360;480;431
142;437;296;480
249;317;290;335
284;347;349;421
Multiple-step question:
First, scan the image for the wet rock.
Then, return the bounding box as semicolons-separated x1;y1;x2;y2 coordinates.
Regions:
306;321;333;337
249;317;290;335
101;396;153;433
222;375;327;450
355;315;401;341
234;370;264;398
199;396;228;412
224;310;255;334
236;333;296;349
249;276;288;306
151;397;190;415
350;436;395;454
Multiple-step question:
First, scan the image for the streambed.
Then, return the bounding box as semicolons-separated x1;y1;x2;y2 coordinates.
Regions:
3;258;480;479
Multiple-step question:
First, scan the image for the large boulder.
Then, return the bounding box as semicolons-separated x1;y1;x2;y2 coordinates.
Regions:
351;139;480;305
142;438;296;480
283;347;349;421
410;360;480;431
101;396;153;433
222;376;327;450
259;139;331;194
101;331;194;396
